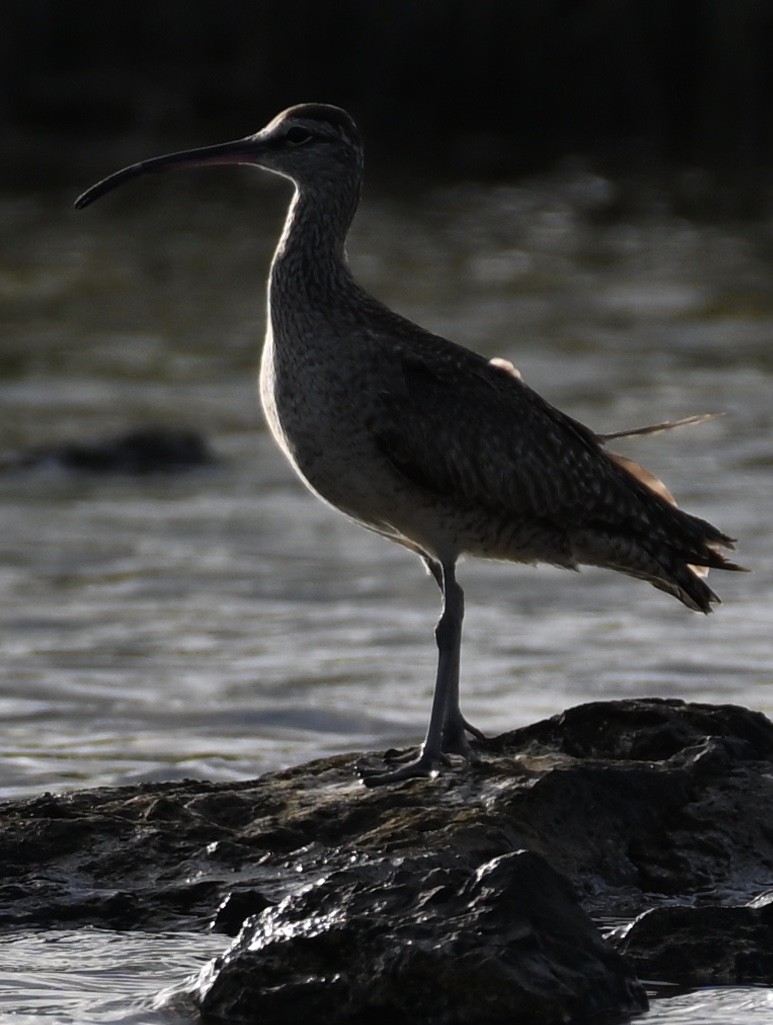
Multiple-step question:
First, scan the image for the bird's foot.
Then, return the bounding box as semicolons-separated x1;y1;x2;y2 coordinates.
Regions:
358;730;486;787
358;746;452;788
440;714;486;759
357;711;487;787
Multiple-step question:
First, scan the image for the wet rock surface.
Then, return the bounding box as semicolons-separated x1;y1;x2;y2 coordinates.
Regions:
0;698;772;1023
618;894;773;986
198;849;646;1025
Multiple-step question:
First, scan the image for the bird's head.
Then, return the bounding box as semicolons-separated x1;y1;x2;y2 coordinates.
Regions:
74;103;363;208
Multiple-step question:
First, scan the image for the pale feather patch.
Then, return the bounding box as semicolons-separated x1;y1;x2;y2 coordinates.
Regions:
489;356;522;380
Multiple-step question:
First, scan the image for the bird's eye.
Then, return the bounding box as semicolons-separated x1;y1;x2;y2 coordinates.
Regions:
285;126;313;146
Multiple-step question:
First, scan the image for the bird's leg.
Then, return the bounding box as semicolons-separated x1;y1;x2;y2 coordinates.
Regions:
428;557;485;748
362;559;480;786
433;561;471;757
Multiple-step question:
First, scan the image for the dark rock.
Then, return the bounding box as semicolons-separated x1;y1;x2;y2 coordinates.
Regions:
0;698;771;1020
6;427;215;474
617;894;773;986
198;849;646;1025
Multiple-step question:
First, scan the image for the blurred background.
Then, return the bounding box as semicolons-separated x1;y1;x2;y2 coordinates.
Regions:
0;0;771;801
3;0;773;196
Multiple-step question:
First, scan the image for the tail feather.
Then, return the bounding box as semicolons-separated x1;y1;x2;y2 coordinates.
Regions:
597;445;747;612
627;524;746;613
638;550;726;613
571;444;747;613
571;527;743;613
597;413;721;442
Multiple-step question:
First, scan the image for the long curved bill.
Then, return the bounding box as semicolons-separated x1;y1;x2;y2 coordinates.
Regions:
74;135;265;209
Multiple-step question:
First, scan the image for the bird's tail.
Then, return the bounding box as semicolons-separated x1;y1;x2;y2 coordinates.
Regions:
628;539;743;613
602;450;747;613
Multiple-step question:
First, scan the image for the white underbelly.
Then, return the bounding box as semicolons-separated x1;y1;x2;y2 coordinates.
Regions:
259;331;392;526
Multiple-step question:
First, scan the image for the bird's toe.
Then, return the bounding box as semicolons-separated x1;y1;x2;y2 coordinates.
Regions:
357;747;451;787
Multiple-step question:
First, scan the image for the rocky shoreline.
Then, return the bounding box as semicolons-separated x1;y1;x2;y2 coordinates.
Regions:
1;698;771;1023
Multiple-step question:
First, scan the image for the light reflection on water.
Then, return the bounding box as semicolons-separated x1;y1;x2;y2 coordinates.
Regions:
0;169;772;1022
0;928;222;1024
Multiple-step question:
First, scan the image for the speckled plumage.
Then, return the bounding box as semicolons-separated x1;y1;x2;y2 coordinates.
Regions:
76;103;745;785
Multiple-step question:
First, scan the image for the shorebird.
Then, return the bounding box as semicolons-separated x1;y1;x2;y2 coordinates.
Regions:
75;103;744;785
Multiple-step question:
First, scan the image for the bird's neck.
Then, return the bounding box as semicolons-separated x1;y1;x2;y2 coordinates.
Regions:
269;181;360;312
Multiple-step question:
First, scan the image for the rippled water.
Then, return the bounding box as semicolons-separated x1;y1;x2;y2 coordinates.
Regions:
0;928;221;1023
644;985;773;1025
0;928;770;1025
1;164;772;1021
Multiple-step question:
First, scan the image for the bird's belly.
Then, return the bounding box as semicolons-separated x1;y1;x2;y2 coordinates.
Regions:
263;406;407;539
261;357;435;553
259;338;397;526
